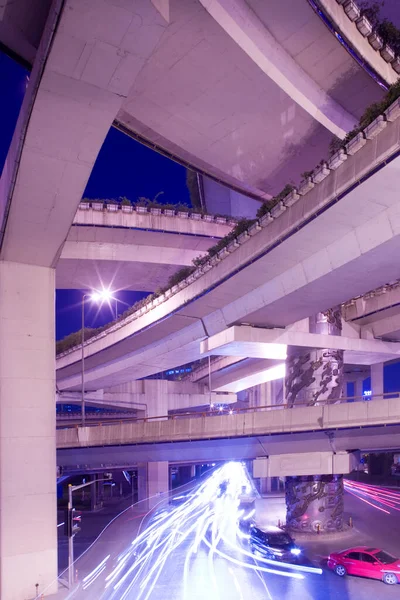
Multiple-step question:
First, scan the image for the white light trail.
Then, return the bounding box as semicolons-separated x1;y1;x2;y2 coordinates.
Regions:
65;462;322;599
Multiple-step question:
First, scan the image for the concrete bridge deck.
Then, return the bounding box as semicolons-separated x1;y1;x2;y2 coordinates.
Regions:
56;393;400;450
57;205;233;291
56;106;400;390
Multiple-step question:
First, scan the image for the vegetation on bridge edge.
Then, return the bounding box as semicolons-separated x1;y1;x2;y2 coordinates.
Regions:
360;1;400;55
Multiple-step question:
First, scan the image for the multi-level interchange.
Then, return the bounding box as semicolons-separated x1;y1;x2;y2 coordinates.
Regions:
2;0;400;598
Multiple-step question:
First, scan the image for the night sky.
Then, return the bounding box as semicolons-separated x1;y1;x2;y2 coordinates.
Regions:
1;32;400;392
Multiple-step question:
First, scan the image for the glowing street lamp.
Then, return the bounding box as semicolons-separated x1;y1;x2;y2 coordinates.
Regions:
81;288;115;426
90;289;113;303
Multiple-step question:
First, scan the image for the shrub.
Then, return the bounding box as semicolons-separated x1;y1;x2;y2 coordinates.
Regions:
135;197;150;207
120;197;131;206
166;266;196;288
256;184;294;219
175;203;190;212
56;327;100;354
327;80;400;157
205;218;256;258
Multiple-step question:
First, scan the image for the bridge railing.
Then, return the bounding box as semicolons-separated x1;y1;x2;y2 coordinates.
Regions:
56;391;400;430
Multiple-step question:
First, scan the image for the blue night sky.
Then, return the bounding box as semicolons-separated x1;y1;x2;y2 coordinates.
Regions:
0;50;189;341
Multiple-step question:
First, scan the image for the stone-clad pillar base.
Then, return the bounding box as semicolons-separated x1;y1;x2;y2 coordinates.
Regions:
0;261;57;599
286;308;344;406
285;474;344;533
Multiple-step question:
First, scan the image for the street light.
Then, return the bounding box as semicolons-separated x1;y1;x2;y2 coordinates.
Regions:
81;288;115;426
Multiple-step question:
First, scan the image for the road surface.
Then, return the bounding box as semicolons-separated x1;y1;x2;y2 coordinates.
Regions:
48;468;400;600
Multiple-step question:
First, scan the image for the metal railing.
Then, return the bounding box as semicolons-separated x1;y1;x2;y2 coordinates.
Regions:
57;410;137;421
56;391;400;430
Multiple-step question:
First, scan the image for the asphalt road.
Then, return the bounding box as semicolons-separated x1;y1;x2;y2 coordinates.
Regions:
49;471;400;600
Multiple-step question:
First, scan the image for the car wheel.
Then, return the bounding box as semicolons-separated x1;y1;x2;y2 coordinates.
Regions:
334;565;347;577
383;573;398;585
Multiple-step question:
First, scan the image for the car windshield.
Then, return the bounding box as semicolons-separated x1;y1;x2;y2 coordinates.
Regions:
268;533;292;546
374;550;398;564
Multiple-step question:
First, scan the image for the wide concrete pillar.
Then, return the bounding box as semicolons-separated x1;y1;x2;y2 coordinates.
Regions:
145;380;170;418
137;462;169;510
0;262;57;599
285;475;344;533
371;362;384;398
248;381;273;409
286;308;344;406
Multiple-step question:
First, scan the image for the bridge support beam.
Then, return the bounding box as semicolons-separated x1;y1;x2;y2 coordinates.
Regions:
286;308;344;406
0;261;57;599
254;449;355;534
103;380;236;415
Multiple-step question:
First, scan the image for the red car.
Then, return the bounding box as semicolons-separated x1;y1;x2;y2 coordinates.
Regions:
328;546;400;585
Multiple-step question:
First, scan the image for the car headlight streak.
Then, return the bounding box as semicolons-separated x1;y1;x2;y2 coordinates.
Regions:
75;462;321;598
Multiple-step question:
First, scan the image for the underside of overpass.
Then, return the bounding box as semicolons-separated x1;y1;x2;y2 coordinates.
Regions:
55;112;400;392
56;206;233;291
2;0;400;597
1;0;398;207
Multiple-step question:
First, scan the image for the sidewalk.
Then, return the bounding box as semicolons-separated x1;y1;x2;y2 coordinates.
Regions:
57;493;138;573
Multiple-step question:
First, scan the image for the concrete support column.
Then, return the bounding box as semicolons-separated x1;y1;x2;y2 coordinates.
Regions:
259;477;272;495
259;381;272;408
0;261;57;599
371;362;384;398
271;379;284;406
286;307;344;406
98;478;105;502
145;381;170;419
248;382;273;409
137;462;169;510
90;474;97;511
354;377;364;399
285;474;344;533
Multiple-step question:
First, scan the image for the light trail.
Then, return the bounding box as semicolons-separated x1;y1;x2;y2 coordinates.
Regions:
61;462;322;599
344;479;400;514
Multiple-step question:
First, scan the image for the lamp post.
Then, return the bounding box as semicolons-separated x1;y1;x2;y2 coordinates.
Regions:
81;288;115;426
81;294;89;427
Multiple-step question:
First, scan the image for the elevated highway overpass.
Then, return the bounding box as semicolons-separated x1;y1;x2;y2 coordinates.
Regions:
2;1;400;595
56;394;400;470
57;205;233;291
56;107;400;391
344;279;400;341
1;0;399;239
